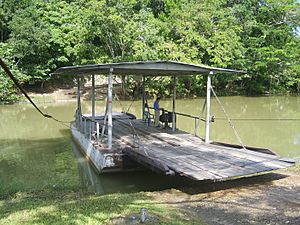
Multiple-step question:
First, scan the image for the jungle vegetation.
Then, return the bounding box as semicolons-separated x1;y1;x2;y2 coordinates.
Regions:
0;0;299;102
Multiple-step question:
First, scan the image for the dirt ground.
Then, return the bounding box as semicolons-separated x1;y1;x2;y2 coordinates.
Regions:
148;169;300;225
27;78;123;102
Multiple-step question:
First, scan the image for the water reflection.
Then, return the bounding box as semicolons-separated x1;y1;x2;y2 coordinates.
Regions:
0;137;79;195
71;140;187;194
293;133;300;145
71;141;105;193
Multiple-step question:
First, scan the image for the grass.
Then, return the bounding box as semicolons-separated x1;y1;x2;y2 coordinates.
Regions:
0;190;202;225
1;166;299;225
1;164;299;225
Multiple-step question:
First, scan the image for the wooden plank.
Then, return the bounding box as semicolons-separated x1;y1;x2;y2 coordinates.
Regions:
167;146;287;175
207;144;293;168
123;147;174;175
141;145;229;179
121;142;222;179
205;142;279;160
130;143;279;178
121;119;291;162
115;121;181;148
122;120;185;146
114;123;161;150
219;164;274;178
161;157;223;180
153;144;253;168
132;120;290;165
171;155;255;178
111;118;295;181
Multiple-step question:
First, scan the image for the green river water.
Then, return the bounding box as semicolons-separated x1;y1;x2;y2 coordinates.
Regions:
0;96;299;195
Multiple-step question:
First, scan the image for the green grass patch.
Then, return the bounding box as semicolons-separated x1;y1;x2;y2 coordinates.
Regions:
0;190;202;225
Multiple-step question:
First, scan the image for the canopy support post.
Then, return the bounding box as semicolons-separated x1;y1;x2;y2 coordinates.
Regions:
142;75;145;120
107;68;113;149
172;76;177;132
76;76;81;129
205;71;213;143
91;74;95;136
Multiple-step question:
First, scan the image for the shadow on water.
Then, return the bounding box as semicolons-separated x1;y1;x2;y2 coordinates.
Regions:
1;134;187;196
71;140;189;194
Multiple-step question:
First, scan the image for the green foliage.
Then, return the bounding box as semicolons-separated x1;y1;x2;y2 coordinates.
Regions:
0;0;299;101
0;43;30;103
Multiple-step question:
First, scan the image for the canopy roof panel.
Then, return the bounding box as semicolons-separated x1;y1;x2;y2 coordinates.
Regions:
52;60;245;76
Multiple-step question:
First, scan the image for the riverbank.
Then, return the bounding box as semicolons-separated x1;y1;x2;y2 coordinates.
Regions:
1;165;299;225
21;83;125;104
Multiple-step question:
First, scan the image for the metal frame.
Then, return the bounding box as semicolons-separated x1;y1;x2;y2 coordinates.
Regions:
77;70;214;146
63;61;244;149
148;106;205;136
107;68;114;149
76;76;81;129
205;71;213;143
172;76;177;132
53;60;245;76
91;74;95;135
142;76;145;120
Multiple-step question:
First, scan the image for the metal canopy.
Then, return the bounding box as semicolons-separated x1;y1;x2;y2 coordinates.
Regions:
52;60;245;76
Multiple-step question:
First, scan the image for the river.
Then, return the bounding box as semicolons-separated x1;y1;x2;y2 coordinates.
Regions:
0;96;299;195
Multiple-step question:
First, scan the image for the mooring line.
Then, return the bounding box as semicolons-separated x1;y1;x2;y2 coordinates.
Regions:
0;58;72;126
215;117;300;121
211;86;247;151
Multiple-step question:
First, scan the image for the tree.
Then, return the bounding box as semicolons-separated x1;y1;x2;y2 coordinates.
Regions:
0;0;299;103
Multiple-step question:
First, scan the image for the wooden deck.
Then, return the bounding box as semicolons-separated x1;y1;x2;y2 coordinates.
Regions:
110;118;296;181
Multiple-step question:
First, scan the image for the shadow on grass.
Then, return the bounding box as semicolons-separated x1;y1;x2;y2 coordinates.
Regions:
0;190;200;225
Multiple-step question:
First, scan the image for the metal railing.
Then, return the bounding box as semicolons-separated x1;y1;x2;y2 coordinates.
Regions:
75;111;103;141
75;107;207;140
148;107;206;136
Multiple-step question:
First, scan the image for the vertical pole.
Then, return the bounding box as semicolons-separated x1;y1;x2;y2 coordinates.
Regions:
96;122;100;141
84;117;87;137
107;68;113;149
205;71;213;143
91;74;95;136
142;76;145;120
76;76;81;129
89;119;92;140
194;118;197;136
172;76;176;132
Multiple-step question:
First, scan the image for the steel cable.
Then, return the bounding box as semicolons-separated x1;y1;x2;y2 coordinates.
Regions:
211;87;247;151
